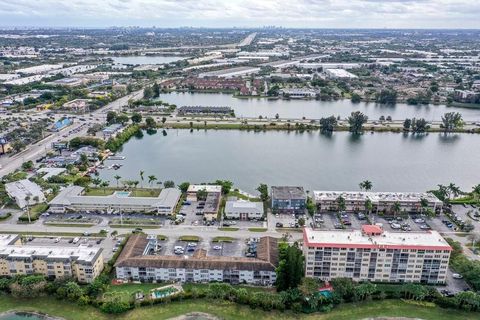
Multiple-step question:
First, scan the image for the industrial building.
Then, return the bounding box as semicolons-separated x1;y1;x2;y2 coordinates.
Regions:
0;234;104;283
303;226;451;284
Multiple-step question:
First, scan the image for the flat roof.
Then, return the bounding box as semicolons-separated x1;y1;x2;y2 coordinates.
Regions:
0;234;102;263
187;185;222;193
303;227;452;251
313;191;441;203
271;186;306;200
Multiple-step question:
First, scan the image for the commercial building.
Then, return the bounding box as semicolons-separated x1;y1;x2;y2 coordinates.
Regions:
186;185;222;202
225;199;264;220
198;66;260;79
5;179;46;209
279;88;318;99
0;234;103;283
115;234;278;285
325;68;358;79
62;99;91;113
312;191;442;214
303;226;451;284
271;186;306;214
49;186;181;215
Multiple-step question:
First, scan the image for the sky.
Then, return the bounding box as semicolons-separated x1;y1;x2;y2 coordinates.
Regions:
0;0;479;29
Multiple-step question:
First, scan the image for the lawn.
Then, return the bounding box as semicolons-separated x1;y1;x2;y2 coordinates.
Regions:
227;190;261;202
178;235;200;242
0;297;478;320
84;188;161;197
212;236;236;242
248;227;268;232
218;227;239;231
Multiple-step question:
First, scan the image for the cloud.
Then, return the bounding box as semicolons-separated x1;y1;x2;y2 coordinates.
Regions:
0;0;478;28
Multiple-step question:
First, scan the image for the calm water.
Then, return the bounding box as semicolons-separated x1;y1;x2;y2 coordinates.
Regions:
157;92;480;121
99;130;480;194
110;55;187;65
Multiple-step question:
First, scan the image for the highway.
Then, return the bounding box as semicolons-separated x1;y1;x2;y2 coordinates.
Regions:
0;90;143;177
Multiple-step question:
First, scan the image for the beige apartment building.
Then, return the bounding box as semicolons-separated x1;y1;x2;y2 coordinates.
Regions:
0;234;103;283
303;225;452;284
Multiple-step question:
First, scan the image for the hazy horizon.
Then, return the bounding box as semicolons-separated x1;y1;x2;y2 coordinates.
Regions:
0;0;479;29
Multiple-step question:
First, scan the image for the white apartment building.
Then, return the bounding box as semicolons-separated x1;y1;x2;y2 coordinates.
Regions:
303;226;451;284
225;199;264;220
313;191;442;214
115;235;278;286
5;179;46;209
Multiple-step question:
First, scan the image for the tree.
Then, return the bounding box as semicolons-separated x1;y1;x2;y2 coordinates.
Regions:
448;183;461;199
116;114;130;125
91;177;102;188
148;175;157;187
359;180;373;191
376;89;397;104
257;184;269;202
319;116;337;134
24;195;31;223
351;93;361;103
391;201;401;216
403;118;412;131
63;281;84;301
275;113;280;120
276;242;304;291
348;111;368;134
145;116;156;128
298;217;305;227
114;175;121;188
472;184;480;201
420;197;429;214
164;180;175;188
106;111;117;124
354;282;377;301
131;113;142;123
336;196;346;212
143;86;154;99
21;161;34;171
411;118;429;133
152;82;160;98
441;112;464;132
100;181;109;194
139;170;144;188
365;198;373;215
196;188;208;201
179;182;190;193
215;180;233;194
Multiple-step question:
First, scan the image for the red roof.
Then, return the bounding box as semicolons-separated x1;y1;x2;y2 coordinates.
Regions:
362;225;383;235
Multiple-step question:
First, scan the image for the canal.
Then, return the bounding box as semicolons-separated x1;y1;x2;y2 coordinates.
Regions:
156;92;480;121
98;130;480;194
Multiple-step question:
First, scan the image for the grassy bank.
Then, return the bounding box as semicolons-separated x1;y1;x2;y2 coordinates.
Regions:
0;296;478;320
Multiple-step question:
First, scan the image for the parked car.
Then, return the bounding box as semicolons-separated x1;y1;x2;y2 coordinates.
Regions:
275;222;283;228
452;273;463;279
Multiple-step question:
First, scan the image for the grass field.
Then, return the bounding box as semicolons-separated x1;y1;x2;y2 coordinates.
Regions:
84;187;161;197
0;296;478;320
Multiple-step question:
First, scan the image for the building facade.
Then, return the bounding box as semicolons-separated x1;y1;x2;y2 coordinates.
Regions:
271;186;306;214
49;186;181;215
303;226;451;284
0;234;103;283
313;191;442;214
225;199;264;220
115;235;278;286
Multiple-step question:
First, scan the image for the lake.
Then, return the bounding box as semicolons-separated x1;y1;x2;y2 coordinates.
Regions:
98;130;480;194
157;92;480;121
110;55;187;65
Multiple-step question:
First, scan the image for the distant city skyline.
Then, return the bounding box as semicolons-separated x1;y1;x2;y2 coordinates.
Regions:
0;0;479;29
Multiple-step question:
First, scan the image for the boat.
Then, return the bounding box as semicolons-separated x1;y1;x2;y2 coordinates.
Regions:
108;155;126;160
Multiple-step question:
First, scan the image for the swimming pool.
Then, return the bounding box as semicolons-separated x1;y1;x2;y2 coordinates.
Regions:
114;191;131;198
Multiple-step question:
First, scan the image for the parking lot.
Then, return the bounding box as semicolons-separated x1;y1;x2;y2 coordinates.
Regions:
178;200;218;226
270;212;308;229
451;204;480;230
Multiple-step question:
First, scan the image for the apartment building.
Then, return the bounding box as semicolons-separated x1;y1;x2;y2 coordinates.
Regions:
225;199;264;220
0;234;103;283
115;235;278;286
313;191;442;214
271;186;306;214
303;226;451;284
49;186;181;215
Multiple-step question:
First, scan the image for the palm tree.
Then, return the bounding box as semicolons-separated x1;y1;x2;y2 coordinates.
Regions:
139;171;144;188
148;175;157;188
100;181;109;194
359;180;373;191
436;184;449;201
472;184;480;201
24;195;31;223
336;196;346;212
114;175;121;188
391;201;401;217
133;180;139;195
420;197;429;214
92;177;102;189
364;198;373;215
448;183;461;199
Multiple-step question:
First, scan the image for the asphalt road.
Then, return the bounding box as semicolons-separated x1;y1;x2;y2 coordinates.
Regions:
0;90;143;177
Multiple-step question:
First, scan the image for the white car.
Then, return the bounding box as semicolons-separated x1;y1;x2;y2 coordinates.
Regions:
213;245;222;250
452;273;463;279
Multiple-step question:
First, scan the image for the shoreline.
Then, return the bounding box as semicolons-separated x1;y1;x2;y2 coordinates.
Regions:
0;310;65;320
